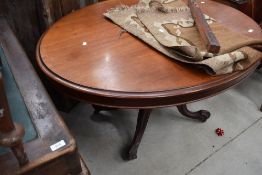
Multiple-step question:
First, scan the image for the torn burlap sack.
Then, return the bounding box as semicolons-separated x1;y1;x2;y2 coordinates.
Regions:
104;0;262;75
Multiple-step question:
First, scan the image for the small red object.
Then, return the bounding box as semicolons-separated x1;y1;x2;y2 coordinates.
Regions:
215;128;224;136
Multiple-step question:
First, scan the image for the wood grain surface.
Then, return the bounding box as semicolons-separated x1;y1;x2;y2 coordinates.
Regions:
188;0;220;53
37;0;262;108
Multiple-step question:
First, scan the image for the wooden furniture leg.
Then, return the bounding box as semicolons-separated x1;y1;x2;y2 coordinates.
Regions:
10;141;28;165
177;104;210;122
126;109;152;160
0;74;28;166
0;123;28;166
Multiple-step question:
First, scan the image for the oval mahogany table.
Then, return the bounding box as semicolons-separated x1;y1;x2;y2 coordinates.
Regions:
36;0;262;160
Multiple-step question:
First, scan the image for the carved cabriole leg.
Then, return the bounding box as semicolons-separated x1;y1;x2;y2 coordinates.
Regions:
177;104;210;122
126;109;152;160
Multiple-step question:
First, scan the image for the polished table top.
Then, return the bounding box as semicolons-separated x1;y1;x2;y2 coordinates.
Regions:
37;0;262;108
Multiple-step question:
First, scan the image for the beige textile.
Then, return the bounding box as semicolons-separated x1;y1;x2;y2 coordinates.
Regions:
104;0;262;75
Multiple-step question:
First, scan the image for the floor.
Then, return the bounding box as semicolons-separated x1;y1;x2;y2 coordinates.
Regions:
62;70;262;175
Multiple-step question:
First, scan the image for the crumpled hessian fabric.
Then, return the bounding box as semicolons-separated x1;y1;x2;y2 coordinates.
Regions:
104;0;262;75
